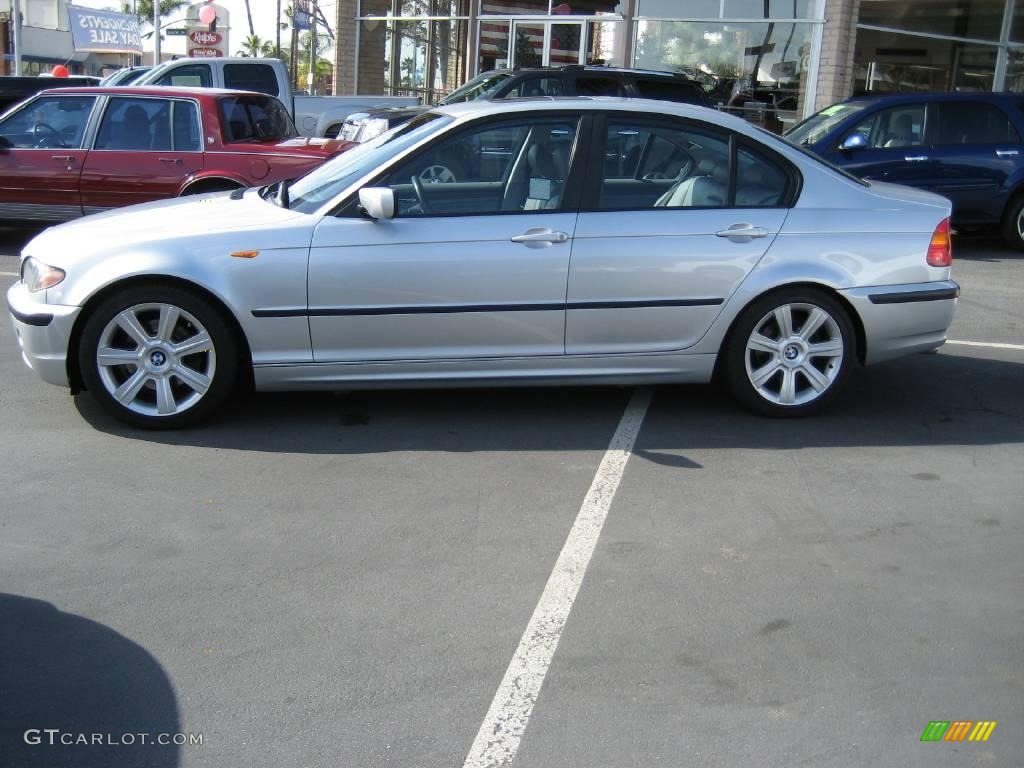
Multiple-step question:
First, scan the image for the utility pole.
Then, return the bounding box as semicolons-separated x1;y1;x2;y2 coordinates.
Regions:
12;0;22;76
153;0;161;65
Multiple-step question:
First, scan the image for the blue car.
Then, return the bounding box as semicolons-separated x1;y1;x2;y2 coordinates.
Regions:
786;93;1024;249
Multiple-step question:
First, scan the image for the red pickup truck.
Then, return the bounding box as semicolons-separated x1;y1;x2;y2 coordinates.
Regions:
0;86;353;224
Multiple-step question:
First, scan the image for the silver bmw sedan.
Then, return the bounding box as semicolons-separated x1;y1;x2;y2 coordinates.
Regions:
7;98;958;429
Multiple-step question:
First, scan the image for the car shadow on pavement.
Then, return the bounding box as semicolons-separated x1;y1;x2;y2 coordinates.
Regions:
74;349;1023;453
0;593;180;768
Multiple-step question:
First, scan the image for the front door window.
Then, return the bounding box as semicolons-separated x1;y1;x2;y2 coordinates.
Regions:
0;95;96;149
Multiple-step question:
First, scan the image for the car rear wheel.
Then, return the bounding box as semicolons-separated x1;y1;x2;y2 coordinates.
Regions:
79;284;238;429
1000;194;1024;251
724;288;855;417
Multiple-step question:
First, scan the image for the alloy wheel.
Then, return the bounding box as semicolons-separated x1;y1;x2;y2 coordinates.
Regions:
95;302;217;417
743;302;844;406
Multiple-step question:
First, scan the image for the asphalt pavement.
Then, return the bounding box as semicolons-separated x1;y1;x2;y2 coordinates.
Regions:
0;226;1021;767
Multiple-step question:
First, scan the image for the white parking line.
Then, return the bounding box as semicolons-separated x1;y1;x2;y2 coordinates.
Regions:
947;339;1024;351
463;387;653;768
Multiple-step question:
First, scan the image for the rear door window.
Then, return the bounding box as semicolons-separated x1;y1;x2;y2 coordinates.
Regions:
505;76;565;98
94;97;173;151
635;78;708;106
574;75;626;97
932;101;1020;145
223;63;280;97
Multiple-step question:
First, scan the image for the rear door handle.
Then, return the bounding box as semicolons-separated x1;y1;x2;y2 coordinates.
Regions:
159;157;183;165
996;149;1020;157
511;228;570;247
904;155;929;162
716;224;769;240
52;155;75;163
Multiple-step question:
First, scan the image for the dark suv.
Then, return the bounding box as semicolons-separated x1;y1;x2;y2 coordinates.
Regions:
0;76;100;115
339;66;713;142
788;92;1024;250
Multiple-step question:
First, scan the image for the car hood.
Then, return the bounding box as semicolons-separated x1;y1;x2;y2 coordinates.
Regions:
25;191;313;268
271;136;355;155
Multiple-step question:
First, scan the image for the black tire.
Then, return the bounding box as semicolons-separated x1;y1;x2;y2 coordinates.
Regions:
1000;194;1024;251
78;283;239;429
723;287;856;417
181;181;242;196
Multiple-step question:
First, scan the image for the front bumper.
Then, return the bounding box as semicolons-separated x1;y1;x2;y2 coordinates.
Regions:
840;280;960;365
7;281;81;388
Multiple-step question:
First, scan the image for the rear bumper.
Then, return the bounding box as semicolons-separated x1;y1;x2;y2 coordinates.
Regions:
7;281;80;388
840;280;959;365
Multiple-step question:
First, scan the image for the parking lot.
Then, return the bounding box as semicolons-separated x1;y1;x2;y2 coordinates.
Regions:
1;226;1021;767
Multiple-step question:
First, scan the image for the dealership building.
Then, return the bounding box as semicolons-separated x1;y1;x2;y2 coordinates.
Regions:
331;0;1024;130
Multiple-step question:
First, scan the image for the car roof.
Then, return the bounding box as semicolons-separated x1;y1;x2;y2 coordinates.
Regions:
431;95;739;125
486;65;695;79
35;85;273;99
845;91;1017;106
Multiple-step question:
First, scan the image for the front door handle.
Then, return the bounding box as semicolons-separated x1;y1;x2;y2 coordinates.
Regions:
904;155;929;162
159;157;183;165
511;228;570;246
51;155;75;163
716;224;769;240
996;149;1020;157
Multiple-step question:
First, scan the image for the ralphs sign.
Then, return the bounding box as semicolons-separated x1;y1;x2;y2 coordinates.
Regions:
189;30;222;46
67;5;142;54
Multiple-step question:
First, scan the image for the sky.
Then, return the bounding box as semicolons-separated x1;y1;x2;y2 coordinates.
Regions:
73;0;338;56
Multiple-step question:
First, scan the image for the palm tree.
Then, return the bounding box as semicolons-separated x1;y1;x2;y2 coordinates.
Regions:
242;0;255;37
236;34;274;58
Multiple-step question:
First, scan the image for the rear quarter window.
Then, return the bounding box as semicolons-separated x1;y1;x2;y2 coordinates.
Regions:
223;64;280;97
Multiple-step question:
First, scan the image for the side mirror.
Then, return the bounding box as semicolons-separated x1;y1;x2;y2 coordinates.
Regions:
839;133;868;151
358;187;396;220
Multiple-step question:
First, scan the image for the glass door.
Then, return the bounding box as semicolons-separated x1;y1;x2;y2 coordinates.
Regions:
509;20;584;68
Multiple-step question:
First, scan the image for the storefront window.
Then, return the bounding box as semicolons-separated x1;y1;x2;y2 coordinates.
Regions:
480;0;623;14
634;20;814;132
858;0;1006;42
357;17;469;102
360;0;471;15
852;27;997;94
637;0;812;20
1007;48;1024;91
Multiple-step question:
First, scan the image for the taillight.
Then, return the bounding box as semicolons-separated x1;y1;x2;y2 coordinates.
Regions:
927;218;952;267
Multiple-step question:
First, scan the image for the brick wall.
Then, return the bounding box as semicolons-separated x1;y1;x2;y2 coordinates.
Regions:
815;0;861;110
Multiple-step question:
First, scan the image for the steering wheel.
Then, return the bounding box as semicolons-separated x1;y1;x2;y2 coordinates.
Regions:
419;165;457;184
32;122;60;148
410;174;432;215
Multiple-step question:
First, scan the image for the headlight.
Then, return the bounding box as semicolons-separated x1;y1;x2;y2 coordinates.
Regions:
359;118;390;142
21;257;66;293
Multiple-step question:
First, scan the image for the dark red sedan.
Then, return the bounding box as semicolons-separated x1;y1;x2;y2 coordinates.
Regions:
0;86;353;224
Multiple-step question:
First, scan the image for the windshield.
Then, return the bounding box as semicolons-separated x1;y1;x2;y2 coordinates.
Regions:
284;112;453;213
784;103;866;146
438;72;513;105
219;95;298;142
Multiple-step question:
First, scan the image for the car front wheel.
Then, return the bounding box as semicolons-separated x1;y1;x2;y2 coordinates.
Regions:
724;289;855;416
78;284;238;429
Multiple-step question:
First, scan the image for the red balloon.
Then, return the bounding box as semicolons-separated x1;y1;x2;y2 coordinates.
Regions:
51;65;70;78
198;5;216;24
